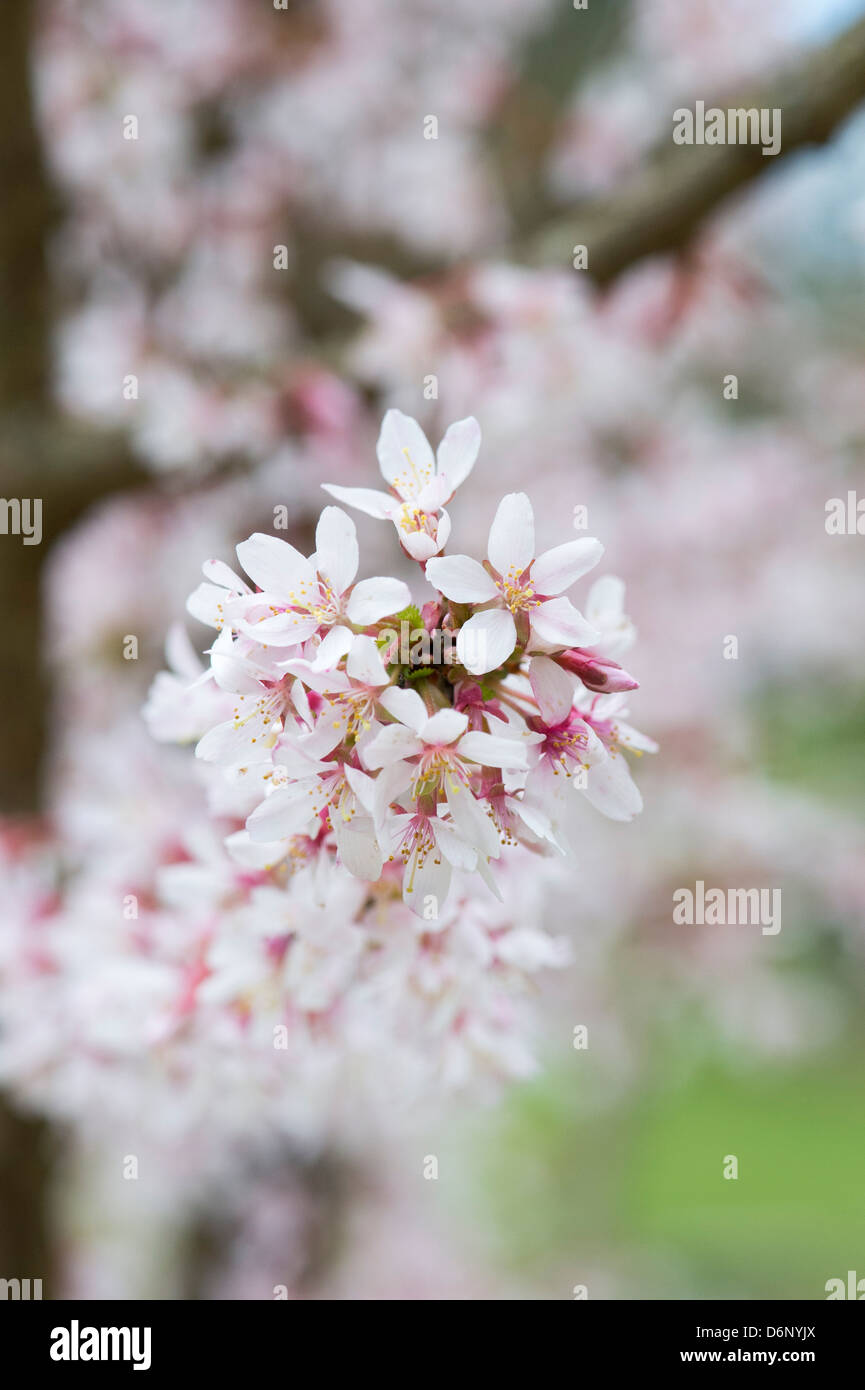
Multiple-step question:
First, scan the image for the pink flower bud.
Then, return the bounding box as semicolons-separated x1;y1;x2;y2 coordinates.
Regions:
556;648;639;692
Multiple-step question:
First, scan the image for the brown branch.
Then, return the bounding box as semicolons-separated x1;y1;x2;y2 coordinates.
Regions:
524;16;865;282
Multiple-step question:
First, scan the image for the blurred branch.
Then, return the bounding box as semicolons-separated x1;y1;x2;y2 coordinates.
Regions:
526;15;865;281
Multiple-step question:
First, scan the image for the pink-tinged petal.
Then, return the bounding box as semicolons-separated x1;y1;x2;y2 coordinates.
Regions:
378;685;427;733
308;624;354;672
236;533;314;597
247;784;320;841
363;724;424;769
529;655;576;725
436;416;481;492
314;507;358;595
321;484;396;520
530;597;600;649
345;576;410;625
376;409;435;497
421;708;469;746
425;554;497;603
202;558;248;592
581;751;643;821
456;607;516;675
488;492;534;576
457;730;528;769
346;634;389;687
531;537;604;595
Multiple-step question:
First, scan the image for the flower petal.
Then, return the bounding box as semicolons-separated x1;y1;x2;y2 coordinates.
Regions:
456;607;517;675
376;409;435;497
236;533;314;597
436;416;481;492
363;724;424;769
309;624;354;672
456;730;528;769
425;554;497;603
344;576;410;625
580;751;643;821
378;685;427;733
530;597;600;649
531;537;603;596
529;655;576;725
321;484;396;520
332;813;383;880
247;784;320;841
314;507;358;595
488;492;534;576
421;708;469;746
346;634;389;687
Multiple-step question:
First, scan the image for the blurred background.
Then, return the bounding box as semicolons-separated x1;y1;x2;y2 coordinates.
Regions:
1;0;865;1300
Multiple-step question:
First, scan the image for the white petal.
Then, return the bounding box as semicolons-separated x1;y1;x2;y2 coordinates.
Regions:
202;558;247;591
401;527;441;563
343;763;377;813
421;708;469;746
321;484;396;520
378;685;427;732
224;830;286;870
416;474;451;512
531;537;603;596
436;416;481;492
456;608;516;675
586;573;626;625
434;819;477;871
209;627;263;694
247;784;320;840
345;576;410;625
165;622;202;679
445;781;500;859
616;720;659;754
403;845;453;918
425;554;497;603
332;813;383;881
315;507;358;595
530;597;600;648
457;730;527;769
529;655;576;725
187;581;229;628
581;751;643;821
346;634;389;687
236;533;314;597
488;492;534;576
363;724;424;769
377;409;435;497
237;611;319;646
309;624;354;672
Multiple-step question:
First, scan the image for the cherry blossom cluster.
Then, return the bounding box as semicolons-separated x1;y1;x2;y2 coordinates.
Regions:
169;410;655;919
